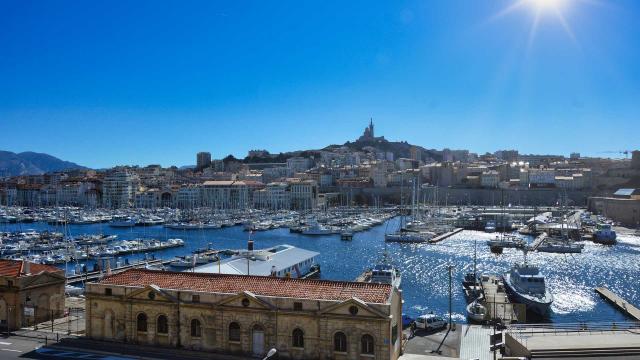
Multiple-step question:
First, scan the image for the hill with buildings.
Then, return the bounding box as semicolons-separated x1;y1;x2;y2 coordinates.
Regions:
0;150;86;176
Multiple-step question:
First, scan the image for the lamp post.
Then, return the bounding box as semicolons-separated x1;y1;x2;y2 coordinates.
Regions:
448;264;454;330
263;348;277;360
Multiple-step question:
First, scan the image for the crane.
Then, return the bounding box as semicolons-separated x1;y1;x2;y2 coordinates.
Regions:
600;150;632;159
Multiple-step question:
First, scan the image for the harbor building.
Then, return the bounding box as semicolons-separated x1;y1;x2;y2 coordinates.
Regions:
0;260;65;331
196;152;212;170
85;269;402;360
193;244;318;278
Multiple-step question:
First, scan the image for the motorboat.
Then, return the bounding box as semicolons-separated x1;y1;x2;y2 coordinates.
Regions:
466;299;487;323
502;259;553;317
592;223;617;245
369;263;402;288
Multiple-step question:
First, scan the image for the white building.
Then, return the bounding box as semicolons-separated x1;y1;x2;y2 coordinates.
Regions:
528;169;556;187
480;171;500;188
102;171;136;209
202;180;249;210
288;179;318;210
286;157;312;177
254;182;291;210
176;185;202;209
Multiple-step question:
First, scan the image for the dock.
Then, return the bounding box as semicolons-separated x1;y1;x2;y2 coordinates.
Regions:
595;287;640;321
480;275;524;324
66;259;171;285
428;228;464;244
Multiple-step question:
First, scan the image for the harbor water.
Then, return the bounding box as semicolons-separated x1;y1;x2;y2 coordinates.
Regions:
3;217;640;324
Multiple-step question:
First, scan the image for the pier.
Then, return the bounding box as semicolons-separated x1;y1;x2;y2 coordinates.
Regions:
428;228;464;243
480;275;523;324
66;259;170;285
595;287;640;321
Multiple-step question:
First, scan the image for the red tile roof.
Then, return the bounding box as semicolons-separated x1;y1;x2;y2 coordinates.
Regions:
98;269;393;304
0;259;63;278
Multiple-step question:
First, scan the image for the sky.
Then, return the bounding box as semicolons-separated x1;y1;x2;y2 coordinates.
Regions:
1;0;639;168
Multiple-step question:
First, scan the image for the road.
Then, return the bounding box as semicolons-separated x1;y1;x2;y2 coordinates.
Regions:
0;336;136;360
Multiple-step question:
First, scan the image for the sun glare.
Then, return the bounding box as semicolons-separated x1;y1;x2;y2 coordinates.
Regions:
527;0;568;11
491;0;582;49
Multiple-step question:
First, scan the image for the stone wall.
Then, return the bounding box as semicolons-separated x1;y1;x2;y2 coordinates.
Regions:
86;284;402;360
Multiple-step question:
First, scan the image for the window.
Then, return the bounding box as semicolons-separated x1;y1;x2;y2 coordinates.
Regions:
190;319;202;338
349;305;359;315
192;294;200;303
361;334;374;355
334;332;347;352
136;313;147;332
228;322;240;342
293;302;303;311
292;328;304;348
157;315;168;334
105;288;112;296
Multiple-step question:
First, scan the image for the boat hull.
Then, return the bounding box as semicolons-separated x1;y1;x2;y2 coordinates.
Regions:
503;276;552;317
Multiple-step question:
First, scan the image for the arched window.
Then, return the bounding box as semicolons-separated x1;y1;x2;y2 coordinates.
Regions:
229;322;240;342
361;334;374;355
157;315;168;334
334;331;347;352
190;319;202;338
136;313;147;332
292;328;304;348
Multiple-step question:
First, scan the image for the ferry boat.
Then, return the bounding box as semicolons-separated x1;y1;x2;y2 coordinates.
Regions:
592;223;617;245
502;260;553;317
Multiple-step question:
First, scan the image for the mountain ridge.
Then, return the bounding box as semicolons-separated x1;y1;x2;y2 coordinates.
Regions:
0;150;87;176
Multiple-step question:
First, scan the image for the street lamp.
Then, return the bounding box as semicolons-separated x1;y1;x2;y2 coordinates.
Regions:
263;348;277;360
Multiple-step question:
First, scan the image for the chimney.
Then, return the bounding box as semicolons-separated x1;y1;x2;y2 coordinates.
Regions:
270;265;277;277
22;260;31;275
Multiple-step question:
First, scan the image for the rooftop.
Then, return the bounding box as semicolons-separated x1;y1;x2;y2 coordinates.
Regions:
0;259;63;278
96;268;392;303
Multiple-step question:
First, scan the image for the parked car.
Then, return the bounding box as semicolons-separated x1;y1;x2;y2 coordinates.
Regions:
414;314;447;331
402;314;414;328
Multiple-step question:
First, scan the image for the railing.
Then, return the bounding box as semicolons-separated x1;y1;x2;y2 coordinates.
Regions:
506;321;640;348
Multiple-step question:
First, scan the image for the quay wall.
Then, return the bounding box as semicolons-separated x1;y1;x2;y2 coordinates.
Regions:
339;187;591;207
588;197;640;227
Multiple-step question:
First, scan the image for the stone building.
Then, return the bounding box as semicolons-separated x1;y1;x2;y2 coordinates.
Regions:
0;260;65;331
85;269;402;360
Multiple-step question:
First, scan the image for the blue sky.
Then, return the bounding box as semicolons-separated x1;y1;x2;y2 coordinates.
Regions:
1;0;638;168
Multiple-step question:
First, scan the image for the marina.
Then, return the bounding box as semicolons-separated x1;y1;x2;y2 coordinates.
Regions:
2;207;640;325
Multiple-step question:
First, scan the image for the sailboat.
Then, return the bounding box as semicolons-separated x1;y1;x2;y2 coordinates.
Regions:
463;239;483;300
385;178;430;243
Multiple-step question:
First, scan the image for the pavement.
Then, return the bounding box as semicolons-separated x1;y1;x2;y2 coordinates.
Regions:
402;324;460;358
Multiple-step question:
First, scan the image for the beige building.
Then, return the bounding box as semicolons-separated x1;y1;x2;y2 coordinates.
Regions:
86;269;402;360
0;260;65;331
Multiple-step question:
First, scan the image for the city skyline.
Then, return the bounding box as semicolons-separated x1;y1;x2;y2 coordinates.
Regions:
2;0;639;168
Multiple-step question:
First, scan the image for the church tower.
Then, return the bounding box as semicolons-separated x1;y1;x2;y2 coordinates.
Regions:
369;118;374;138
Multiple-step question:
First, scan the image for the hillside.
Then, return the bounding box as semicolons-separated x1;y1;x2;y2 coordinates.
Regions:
0;151;86;176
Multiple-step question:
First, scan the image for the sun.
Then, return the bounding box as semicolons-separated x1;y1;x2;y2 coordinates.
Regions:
527;0;568;11
492;0;581;48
